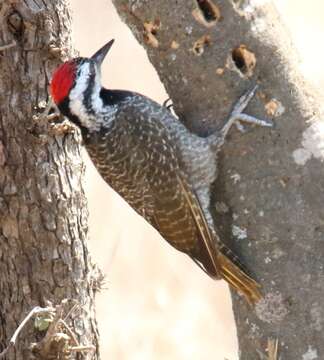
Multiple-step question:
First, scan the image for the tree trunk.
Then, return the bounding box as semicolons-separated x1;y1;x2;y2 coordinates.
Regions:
0;1;99;359
111;0;324;358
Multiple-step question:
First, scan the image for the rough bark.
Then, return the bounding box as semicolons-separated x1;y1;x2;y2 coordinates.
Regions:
0;1;99;359
111;0;324;358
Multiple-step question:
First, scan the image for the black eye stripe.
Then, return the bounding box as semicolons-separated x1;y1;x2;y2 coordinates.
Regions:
89;62;96;77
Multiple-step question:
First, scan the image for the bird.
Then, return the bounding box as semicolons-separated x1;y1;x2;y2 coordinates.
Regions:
50;39;272;304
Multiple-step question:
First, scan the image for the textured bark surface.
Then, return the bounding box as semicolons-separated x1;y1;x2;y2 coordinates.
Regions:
111;0;324;358
0;1;99;359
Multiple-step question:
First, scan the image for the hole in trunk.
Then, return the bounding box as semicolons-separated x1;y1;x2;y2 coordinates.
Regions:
196;0;219;22
192;35;211;56
231;45;256;76
193;0;221;27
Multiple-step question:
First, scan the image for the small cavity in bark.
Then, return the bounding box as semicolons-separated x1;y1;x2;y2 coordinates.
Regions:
216;67;224;75
170;40;179;49
143;19;161;48
192;35;211;56
265;98;285;117
192;0;221;28
231;45;256;76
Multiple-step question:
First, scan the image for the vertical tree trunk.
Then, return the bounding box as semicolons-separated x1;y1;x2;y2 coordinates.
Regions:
0;1;99;359
111;0;324;358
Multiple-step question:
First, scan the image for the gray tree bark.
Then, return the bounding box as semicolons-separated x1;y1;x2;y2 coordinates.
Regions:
0;1;99;359
111;0;324;358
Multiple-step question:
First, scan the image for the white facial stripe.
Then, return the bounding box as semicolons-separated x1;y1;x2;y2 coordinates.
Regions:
69;63;90;101
91;81;104;112
69;63;95;129
68;62;118;132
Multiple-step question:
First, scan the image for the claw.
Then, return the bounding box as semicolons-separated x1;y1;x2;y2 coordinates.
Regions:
163;97;173;111
220;86;273;139
234;120;246;133
232;85;258;114
207;85;273;149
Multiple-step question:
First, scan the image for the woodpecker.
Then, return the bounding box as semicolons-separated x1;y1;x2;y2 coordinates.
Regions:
50;39;272;304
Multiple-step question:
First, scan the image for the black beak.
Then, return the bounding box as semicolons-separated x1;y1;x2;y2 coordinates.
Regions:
91;39;115;66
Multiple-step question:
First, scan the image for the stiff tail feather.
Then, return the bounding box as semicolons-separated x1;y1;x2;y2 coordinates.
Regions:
177;174;262;305
217;251;261;305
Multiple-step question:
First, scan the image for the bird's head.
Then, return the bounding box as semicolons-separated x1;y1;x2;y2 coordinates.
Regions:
50;39;114;106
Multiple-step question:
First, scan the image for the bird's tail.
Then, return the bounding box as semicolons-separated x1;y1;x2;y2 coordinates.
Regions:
216;250;262;305
192;238;262;305
177;174;261;304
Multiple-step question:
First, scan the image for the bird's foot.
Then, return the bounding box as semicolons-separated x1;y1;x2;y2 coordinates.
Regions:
220;85;273;139
49;120;75;136
32;99;74;136
33;99;61;123
163;97;174;111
